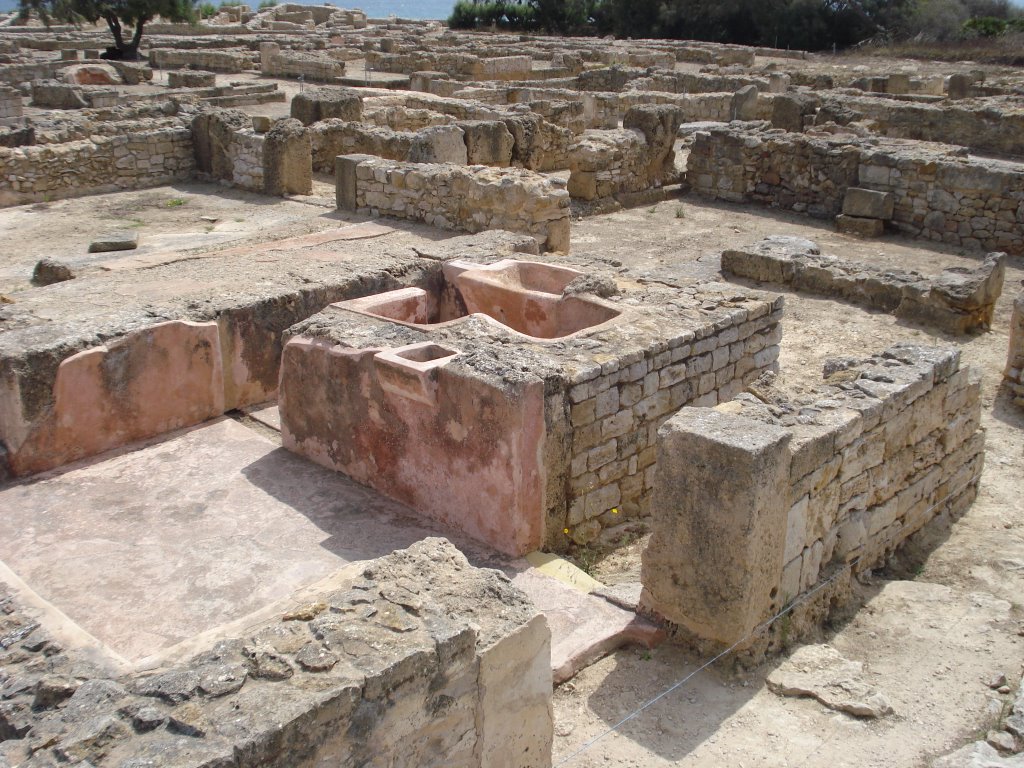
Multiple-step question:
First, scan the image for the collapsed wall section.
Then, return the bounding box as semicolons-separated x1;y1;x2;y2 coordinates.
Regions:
642;343;984;655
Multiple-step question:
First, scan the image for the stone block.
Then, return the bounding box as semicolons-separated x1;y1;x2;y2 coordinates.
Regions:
842;188;894;220
641;408;791;646
730;84;759;121
88;231;139;253
335;154;373;210
263;118;312;196
460;120;515;167
836;214;884;238
290;86;362;126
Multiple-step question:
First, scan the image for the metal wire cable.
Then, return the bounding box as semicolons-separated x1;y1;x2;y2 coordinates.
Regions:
554;478;978;767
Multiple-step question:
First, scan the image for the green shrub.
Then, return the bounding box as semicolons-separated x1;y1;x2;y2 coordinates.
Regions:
257;0;277;9
199;2;216;17
962;16;1008;36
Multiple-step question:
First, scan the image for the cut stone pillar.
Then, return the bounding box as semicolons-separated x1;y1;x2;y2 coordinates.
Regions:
263;117;312;196
641;408;791;647
335;153;375;210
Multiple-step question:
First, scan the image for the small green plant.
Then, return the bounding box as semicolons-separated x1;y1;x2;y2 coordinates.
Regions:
166;197;186;207
198;2;216;18
640;650;652;661
257;0;277;9
647;205;658;214
675;205;686;219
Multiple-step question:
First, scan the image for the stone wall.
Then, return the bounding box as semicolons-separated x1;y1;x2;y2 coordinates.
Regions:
568;105;683;201
561;292;783;543
689;124;1024;255
0;83;22;120
0;538;554;768
310;121;468;172
149;48;254;73
642;343;984;654
1006;294;1024;408
336;154;571;252
821;94;1024;158
0;124;194;207
260;42;345;82
722;236;1007;334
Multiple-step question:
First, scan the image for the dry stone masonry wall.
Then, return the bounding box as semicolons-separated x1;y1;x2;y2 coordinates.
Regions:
335;154;571;252
0;124;193;206
642;343;984;657
689;124;1024;255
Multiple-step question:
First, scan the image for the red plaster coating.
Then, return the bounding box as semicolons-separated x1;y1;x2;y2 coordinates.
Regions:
2;320;224;475
279;336;547;556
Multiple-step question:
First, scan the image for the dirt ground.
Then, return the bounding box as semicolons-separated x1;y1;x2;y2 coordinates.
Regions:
552;198;1024;767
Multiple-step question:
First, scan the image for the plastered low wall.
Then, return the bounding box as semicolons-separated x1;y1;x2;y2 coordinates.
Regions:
689;124;1024;255
642;343;984;655
0;124;194;207
335;154;570;252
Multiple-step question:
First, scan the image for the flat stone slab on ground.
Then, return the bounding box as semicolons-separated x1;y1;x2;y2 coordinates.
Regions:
766;643;894;718
511;568;664;684
88;230;139;253
0;418;444;666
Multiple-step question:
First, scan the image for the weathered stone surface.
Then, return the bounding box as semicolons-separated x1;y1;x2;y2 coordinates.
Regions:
767;644;894;718
842;187;894;220
0;540;552;766
730;84;759;121
31;258;75;286
290;86;362;126
836;213;884;237
722;237;1005;333
641;408;792;646
459;119;515;166
932;741;1024;767
87;230;139;253
263;117;312;196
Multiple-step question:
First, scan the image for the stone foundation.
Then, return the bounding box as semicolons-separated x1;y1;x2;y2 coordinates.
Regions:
149;48;254;73
689;123;1024;255
335;154;571;252
0;124;194;207
0;539;554;768
642;343;984;655
722;236;1006;334
260;42;346;82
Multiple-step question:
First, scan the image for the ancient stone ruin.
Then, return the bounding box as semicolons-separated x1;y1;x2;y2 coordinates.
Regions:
0;5;1021;767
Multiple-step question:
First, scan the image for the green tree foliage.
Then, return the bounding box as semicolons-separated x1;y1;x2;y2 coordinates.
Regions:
447;0;540;31
19;0;197;58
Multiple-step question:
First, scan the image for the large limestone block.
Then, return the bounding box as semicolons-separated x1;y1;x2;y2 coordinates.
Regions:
730;84;759;121
263;117;312;196
408;125;468;164
641;408;792;646
459;120;514;167
842;187;894;220
290;86;362;126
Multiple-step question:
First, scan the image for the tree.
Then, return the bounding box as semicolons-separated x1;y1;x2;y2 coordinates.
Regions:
18;0;198;60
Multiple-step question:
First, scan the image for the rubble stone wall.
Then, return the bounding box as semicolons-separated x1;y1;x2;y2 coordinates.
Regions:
642;344;984;653
149;48;254;73
689;125;1024;254
0;84;22;120
561;296;783;542
336;154;571;251
0;125;194;206
0;539;554;768
260;42;345;82
825;95;1024;158
568;106;683;201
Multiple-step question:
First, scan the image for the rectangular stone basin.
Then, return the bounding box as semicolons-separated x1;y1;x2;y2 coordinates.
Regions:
341;259;621;341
